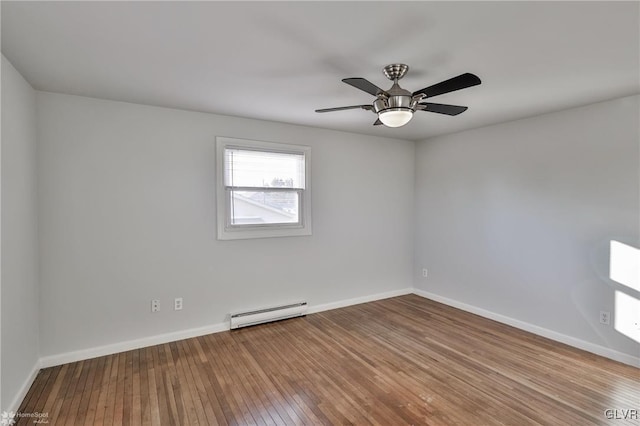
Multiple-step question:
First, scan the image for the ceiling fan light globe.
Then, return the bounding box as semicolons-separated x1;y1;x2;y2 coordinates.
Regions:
378;108;413;127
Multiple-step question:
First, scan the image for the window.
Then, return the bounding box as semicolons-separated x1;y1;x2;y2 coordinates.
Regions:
216;137;312;240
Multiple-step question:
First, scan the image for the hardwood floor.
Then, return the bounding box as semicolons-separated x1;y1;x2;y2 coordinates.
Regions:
17;295;639;425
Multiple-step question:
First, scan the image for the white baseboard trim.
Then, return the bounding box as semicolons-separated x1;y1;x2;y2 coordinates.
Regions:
39;287;413;369
6;361;41;413
413;289;640;368
40;322;228;368
307;287;414;315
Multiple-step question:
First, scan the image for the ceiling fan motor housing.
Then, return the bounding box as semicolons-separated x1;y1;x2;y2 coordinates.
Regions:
373;82;414;114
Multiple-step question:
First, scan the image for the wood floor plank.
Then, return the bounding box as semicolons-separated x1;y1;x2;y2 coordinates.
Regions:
41;364;68;423
137;347;152;426
185;338;230;425
234;334;302;425
172;341;208;425
71;358;92;423
164;342;193;425
57;360;84;425
83;356;106;426
122;350;134;426
221;339;274;425
150;344;171;424
74;356;98;424
143;347;161;425
216;333;273;425
93;355;114;425
115;350;128;425
48;365;76;425
131;349;143;425
17;295;640;425
243;327;317;424
103;352;120;425
206;332;259;425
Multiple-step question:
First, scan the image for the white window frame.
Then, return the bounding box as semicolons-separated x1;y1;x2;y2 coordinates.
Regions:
216;137;312;240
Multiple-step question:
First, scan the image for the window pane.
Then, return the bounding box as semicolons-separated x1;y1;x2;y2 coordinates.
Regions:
224;148;305;189
229;190;299;225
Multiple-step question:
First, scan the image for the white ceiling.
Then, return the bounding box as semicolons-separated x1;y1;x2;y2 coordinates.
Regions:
2;1;638;141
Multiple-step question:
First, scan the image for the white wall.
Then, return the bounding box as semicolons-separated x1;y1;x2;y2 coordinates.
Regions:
36;92;415;358
414;95;640;359
1;55;40;409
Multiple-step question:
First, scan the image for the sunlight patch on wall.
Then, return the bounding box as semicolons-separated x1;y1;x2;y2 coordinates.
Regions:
609;240;639;292
610;240;640;343
614;291;640;343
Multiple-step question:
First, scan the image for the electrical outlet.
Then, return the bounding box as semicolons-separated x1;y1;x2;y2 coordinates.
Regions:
422;268;428;278
600;310;610;325
151;299;160;313
174;297;183;311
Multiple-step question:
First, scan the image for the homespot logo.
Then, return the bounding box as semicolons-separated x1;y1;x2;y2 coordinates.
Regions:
604;409;639;420
0;411;15;426
0;411;49;425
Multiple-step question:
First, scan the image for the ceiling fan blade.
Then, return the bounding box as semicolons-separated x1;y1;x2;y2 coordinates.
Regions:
342;78;385;96
412;73;481;98
315;105;372;113
373;118;382;126
418;102;468;116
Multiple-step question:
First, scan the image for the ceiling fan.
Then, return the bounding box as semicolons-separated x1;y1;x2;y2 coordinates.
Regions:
316;64;481;128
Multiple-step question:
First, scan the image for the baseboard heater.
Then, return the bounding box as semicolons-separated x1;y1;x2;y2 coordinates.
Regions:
230;301;308;329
